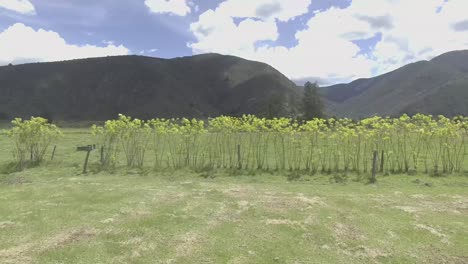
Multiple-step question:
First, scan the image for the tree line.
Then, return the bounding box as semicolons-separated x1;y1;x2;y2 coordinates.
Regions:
261;81;325;120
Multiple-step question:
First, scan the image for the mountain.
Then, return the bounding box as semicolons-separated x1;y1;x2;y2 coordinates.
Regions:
324;50;468;118
0;54;300;121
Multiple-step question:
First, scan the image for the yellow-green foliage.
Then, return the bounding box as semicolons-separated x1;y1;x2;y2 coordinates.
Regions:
4;117;62;168
93;114;151;168
93;114;467;174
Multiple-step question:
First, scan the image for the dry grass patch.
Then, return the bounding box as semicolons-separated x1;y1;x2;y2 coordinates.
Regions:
174;231;205;257
415;224;450;244
0;221;16;229
0;227;97;264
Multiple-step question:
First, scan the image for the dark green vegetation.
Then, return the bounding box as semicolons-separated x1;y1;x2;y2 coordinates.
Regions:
0;54;300;120
302;81;325;120
0;128;467;264
325;50;468;118
2;50;467;122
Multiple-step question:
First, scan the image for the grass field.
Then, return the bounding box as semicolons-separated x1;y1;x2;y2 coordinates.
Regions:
0;128;467;263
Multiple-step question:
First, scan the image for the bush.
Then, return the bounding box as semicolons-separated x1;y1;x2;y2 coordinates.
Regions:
5;117;62;169
93;114;151;169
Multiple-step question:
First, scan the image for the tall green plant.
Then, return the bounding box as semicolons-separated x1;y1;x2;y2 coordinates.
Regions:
6;117;62;169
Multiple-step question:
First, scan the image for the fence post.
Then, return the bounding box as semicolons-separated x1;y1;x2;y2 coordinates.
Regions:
100;146;104;164
83;149;91;174
371;150;378;184
237;144;241;169
77;145;95;174
51;145;57;160
380;150;385;173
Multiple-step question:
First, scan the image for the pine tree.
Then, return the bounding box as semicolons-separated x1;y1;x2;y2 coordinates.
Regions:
262;94;286;118
302;81;324;120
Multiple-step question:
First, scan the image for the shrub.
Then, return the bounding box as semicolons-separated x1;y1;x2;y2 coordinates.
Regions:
93;114;151;169
5;117;62;169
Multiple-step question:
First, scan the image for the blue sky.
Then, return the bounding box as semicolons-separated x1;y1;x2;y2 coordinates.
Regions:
1;0;468;84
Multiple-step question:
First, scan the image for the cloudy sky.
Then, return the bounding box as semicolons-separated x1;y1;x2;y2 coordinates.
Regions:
1;0;468;85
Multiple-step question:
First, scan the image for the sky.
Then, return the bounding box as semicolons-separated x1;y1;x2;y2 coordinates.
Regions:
1;0;468;85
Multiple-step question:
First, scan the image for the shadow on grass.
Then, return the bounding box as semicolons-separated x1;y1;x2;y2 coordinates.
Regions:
0;161;21;174
0;160;52;175
0;162;33;185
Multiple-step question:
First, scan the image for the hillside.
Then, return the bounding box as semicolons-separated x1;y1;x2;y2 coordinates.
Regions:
0;54;300;121
325;50;468;118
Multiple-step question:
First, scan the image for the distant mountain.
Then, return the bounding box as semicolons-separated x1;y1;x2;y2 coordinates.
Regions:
2;51;467;121
324;50;468;118
0;54;300;121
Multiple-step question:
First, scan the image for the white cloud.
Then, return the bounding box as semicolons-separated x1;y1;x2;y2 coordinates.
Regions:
214;0;311;21
0;23;130;65
0;0;35;15
190;9;278;55
189;0;468;84
139;48;159;55
189;0;312;52
361;0;468;74
145;0;191;16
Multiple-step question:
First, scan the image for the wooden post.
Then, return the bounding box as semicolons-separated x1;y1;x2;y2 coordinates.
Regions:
237;144;241;169
100;146;104;164
380;150;385;173
371;150;378;184
51;145;57;160
83;149;91;174
77;145;95;174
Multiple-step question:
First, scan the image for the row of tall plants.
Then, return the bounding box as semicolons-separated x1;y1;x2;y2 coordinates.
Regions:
93;114;467;174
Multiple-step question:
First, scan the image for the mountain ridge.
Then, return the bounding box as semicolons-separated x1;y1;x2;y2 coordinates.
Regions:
324;50;468;118
0;53;301;120
1;50;467;121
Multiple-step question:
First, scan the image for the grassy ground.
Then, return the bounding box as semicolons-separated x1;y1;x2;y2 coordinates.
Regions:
0;129;467;263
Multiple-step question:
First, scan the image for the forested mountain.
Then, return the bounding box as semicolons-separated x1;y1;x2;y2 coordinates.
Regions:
0;54;300;120
324;50;468;118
